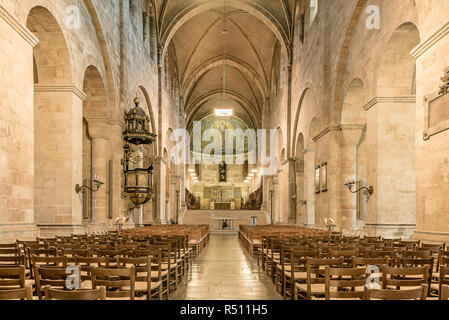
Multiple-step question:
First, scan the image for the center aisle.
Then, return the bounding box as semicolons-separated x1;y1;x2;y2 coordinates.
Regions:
171;234;282;300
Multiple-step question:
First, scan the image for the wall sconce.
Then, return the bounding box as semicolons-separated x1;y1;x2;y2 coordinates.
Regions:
344;177;374;200
76;175;104;194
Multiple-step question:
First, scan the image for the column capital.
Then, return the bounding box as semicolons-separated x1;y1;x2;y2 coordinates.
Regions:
340;124;365;147
87;119;110;140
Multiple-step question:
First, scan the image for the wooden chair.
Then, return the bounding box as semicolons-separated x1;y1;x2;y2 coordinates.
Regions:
364;284;428;300
151;243;178;292
441;284;449;300
352;257;390;285
382;265;429;291
44;286;106;300
277;245;308;295
437;265;449;300
91;266;136;300
295;258;344;300
74;256;110;289
0;287;33;300
26;248;57;278
0;266;26;290
397;256;434;296
116;250;163;300
35;266;76;300
324;266;367;300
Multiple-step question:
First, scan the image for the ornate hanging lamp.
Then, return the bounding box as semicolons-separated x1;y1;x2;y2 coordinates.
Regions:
122;98;157;210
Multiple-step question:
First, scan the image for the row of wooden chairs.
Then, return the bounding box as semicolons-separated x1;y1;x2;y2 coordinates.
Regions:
256;234;449;300
0;230;206;300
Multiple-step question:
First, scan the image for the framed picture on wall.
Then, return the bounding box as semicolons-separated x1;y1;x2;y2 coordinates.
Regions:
315;165;321;194
321;162;328;192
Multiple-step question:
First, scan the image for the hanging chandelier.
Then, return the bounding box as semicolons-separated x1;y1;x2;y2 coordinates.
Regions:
122;97;157;208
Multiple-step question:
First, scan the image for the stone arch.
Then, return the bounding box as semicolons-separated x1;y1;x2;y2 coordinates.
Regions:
365;22;420;238
160;0;289;59
28;6;81;230
331;0;369;124
27;6;72;85
83;0;119;119
341;78;366;125
81;65;109;222
308;117;321;146
376;22;420;96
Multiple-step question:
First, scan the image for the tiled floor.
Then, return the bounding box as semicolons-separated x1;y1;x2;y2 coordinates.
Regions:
171;234;283;300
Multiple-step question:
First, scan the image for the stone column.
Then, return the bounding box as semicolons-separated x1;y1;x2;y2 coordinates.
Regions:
152;156;165;224
287;158;297;225
339;125;365;233
304;148;315;228
88;120;110;228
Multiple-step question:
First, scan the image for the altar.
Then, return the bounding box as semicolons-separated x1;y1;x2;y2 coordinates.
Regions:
211;202;235;210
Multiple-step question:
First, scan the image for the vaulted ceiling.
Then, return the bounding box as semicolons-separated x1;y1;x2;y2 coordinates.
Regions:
153;0;297;131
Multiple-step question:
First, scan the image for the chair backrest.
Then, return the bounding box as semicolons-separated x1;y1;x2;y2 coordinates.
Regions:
0;266;26;290
327;249;359;264
352;257;390;268
364;284;428;300
0;287;33;300
324;266;367;300
305;258;344;299
91;266;136;300
441;284;449;301
368;250;396;259
44;286;106;300
438;266;449;299
0;248;20;256
402;250;432;259
74;256;110;281
35;266;74;300
0;255;26;268
0;243;19;249
382;265;429;289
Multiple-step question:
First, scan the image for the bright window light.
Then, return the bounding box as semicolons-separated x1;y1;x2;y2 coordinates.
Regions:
215;109;233;117
188;169;195;173
251;169;258;173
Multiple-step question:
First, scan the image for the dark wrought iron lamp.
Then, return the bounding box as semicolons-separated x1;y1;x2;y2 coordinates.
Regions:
120;98;157;225
344;177;374;201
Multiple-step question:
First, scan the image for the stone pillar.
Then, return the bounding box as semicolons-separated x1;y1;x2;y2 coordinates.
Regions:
339;125;365;233
364;97;416;238
287;158;297;225
88;120;110;228
0;7;40;241
304;148;315;228
272;175;279;223
295;156;305;226
152;157;165;224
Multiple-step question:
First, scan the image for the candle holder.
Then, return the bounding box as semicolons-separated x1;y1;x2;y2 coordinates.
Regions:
344;177;374;201
76;176;105;194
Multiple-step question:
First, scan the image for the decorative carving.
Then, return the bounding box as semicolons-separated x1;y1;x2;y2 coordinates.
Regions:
439;67;449;94
424;67;449;140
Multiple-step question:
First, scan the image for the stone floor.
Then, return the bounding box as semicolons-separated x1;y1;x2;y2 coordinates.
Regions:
171;234;283;300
